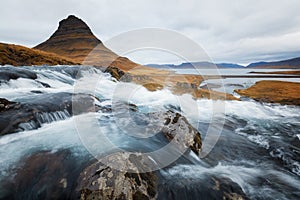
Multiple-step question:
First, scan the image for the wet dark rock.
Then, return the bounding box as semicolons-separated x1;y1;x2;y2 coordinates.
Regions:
0;92;99;136
109;103;202;156
0;98;18;112
0;67;37;81
35;80;51;88
0;150;92;200
30;90;44;94
105;66;132;81
161;111;202;155
77;152;158;200
108;102;202;156
157;174;249;200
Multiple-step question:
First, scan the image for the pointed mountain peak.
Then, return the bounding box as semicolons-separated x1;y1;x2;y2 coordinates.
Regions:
47;15;101;42
59;15;88;28
34;15;103;62
34;15;139;70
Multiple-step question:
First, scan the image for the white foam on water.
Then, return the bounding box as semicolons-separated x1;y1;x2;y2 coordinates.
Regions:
37;70;74;87
1;66;299;198
0;114;93;179
162;163;300;199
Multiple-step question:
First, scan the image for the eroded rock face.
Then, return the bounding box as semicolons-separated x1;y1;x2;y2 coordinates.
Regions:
77;152;158;200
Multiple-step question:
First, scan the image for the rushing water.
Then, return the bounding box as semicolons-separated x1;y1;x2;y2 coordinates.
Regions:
0;66;299;199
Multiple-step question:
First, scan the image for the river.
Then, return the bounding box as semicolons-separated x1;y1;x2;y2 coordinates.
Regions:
0;66;299;199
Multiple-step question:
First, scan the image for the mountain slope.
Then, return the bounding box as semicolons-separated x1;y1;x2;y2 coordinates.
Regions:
34;15;139;71
0;42;77;66
247;57;300;69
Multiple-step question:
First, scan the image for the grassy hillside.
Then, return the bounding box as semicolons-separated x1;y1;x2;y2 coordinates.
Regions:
0;43;78;66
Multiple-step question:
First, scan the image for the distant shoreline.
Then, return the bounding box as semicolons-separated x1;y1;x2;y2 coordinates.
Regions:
248;70;300;75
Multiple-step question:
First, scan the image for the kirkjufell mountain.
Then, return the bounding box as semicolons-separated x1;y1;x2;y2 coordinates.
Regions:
0;15;139;70
34;15;103;63
34;15;139;70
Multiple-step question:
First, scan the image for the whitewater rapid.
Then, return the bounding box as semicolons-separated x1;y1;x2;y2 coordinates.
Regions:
0;65;299;199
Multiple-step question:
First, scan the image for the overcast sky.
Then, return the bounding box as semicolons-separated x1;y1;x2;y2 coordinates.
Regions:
1;0;300;65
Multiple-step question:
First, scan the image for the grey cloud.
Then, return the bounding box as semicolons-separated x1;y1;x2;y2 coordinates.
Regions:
1;0;300;64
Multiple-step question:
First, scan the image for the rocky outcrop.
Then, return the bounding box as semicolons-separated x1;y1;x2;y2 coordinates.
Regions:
109;104;202;156
104;66;124;80
77;152;158;200
76;110;202;200
0;98;18;112
0;93;98;135
161;111;202;155
0;42;77;66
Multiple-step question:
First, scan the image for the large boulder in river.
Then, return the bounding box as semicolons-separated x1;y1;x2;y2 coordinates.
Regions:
161;111;202;155
109;102;202;156
77;152;157;200
76;110;202;200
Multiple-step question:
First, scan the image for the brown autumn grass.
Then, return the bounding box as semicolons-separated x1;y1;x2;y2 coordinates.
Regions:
0;41;238;101
235;80;300;105
0;43;78;66
126;67;238;100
